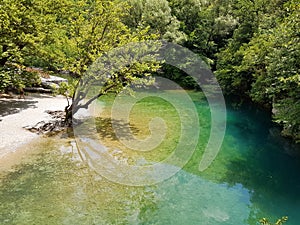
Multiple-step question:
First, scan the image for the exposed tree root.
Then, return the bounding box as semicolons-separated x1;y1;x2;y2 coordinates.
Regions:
24;110;68;135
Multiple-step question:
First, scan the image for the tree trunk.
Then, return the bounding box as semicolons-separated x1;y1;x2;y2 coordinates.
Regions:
64;104;73;127
63;81;114;127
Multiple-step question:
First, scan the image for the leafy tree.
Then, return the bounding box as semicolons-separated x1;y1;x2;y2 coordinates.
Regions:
268;0;300;141
215;0;292;96
0;0;60;67
39;0;161;124
155;0;238;89
215;0;300;141
0;0;36;66
0;65;41;93
225;0;299;140
124;0;185;43
1;0;299;142
168;0;238;63
0;0;67;92
0;0;160;123
215;0;264;96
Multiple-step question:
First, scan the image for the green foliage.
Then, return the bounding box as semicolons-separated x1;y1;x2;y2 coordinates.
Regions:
0;0;299;139
55;0;133;74
0;68;13;91
124;0;185;43
56;80;76;98
216;0;300;141
169;0;238;62
259;216;288;225
154;0;239;89
0;65;41;93
0;0;60;66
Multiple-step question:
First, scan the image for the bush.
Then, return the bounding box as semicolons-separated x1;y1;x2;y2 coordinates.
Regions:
0;65;41;93
0;68;13;92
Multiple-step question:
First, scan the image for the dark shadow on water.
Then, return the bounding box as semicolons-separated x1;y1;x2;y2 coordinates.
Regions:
0;99;38;118
225;153;299;191
207;101;300;223
95;117;140;141
221;143;300;223
223;103;300;199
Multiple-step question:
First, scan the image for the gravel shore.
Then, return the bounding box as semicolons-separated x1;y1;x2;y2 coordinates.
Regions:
0;94;68;158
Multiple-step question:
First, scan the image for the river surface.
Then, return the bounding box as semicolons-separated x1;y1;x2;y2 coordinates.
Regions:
0;91;299;225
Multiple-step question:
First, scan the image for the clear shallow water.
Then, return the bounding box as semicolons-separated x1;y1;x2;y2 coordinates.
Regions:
0;92;300;225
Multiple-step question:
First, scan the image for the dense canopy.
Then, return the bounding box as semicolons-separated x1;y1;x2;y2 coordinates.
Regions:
0;0;299;141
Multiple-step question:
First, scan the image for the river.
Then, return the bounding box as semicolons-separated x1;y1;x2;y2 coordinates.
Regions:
0;91;299;224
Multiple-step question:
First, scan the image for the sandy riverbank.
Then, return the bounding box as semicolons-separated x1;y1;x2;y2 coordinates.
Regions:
0;94;68;158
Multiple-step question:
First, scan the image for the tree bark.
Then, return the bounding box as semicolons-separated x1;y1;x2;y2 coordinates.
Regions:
65;104;73;127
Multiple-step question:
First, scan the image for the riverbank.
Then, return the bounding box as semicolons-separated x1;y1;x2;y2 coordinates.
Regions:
0;93;68;159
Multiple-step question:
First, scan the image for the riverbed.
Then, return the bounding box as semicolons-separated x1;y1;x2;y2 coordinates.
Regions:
0;91;299;224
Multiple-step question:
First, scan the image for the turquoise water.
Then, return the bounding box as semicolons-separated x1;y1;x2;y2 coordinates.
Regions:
0;93;300;224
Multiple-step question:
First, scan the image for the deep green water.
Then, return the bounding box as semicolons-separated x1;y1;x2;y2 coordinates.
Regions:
0;92;300;225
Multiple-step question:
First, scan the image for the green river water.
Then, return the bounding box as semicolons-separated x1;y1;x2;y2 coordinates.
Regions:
0;91;299;225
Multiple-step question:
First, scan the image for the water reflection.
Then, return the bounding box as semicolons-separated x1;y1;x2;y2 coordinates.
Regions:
219;104;300;224
1;95;300;224
0;139;252;225
151;170;251;225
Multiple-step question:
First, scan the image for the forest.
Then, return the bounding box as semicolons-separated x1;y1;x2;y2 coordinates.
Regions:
0;0;299;142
